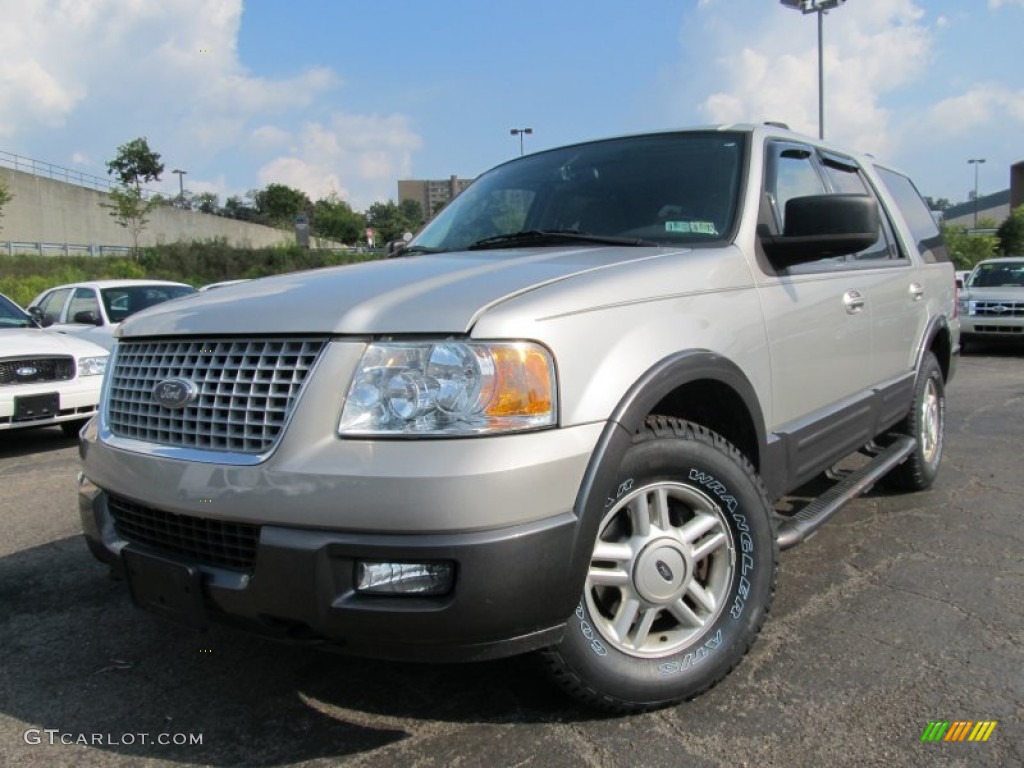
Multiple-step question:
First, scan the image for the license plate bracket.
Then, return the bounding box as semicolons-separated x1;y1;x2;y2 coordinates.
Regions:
122;548;207;628
13;392;59;422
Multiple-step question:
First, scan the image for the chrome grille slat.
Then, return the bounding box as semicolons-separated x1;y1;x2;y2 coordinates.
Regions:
108;338;326;454
973;300;1024;317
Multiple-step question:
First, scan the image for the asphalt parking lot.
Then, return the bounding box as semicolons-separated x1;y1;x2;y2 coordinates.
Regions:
1;349;1021;768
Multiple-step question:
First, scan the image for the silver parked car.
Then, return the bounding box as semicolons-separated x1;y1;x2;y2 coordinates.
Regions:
958;256;1024;349
79;124;958;712
28;280;196;351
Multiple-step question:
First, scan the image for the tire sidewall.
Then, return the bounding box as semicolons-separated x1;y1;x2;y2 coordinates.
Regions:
911;353;945;484
557;426;775;707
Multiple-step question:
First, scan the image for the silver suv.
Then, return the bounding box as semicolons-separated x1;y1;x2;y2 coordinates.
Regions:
958;256;1024;349
79;124;958;712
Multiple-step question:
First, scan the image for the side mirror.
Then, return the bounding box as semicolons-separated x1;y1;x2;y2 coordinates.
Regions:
29;306;52;327
762;194;880;267
72;310;103;326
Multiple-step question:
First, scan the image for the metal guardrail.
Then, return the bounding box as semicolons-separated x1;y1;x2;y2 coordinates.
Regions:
1;241;132;257
0;149;160;199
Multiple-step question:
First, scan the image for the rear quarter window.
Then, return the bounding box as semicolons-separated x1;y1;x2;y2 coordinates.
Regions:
874;167;950;264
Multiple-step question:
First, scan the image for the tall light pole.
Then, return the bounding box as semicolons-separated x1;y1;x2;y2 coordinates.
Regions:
510;127;533;156
780;0;846;140
172;169;187;205
968;158;986;229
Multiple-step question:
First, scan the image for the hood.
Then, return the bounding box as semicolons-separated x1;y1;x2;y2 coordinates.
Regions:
120;246;676;337
0;327;109;358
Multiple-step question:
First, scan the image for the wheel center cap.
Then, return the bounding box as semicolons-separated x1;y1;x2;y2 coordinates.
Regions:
634;542;689;603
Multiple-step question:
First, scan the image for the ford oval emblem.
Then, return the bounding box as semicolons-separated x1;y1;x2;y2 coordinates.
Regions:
153;378;198;409
16;366;39;377
655;560;675;582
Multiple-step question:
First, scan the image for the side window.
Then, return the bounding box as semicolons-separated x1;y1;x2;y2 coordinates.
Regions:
822;155;900;263
38;288;73;325
67;288;102;324
874;166;950;264
767;145;826;231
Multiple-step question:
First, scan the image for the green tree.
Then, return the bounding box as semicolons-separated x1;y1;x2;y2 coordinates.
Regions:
312;194;365;244
195;192;219;215
365;199;425;244
253;183;311;227
996;205;1024;255
0;179;11;233
224;195;259;222
923;196;952;212
941;222;999;271
399;199;424;231
106;137;164;192
101;185;159;260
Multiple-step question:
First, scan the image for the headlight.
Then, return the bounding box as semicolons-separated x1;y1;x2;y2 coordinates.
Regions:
339;341;556;436
78;355;108;376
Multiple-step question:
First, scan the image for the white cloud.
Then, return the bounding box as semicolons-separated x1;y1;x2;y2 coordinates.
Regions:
689;0;931;156
0;1;337;150
925;85;1024;139
0;0;421;208
257;114;423;209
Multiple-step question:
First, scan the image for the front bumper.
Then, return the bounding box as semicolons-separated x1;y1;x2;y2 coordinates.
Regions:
78;421;604;661
0;377;100;431
961;316;1024;341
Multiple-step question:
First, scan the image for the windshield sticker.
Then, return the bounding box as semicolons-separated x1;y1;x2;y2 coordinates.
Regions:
665;221;718;235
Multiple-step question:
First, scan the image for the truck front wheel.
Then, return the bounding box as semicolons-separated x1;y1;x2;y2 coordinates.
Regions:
542;417;777;713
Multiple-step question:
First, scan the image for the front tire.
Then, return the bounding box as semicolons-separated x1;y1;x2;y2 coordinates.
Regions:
542;417;777;713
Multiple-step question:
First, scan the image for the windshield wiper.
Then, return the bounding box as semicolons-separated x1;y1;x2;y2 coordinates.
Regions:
390;244;447;258
467;229;658;250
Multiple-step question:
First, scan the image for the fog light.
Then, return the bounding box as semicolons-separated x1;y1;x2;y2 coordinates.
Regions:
355;561;454;596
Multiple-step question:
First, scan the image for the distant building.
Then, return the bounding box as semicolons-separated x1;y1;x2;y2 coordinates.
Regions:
398;175;474;219
942;188;1011;229
940;159;1023;230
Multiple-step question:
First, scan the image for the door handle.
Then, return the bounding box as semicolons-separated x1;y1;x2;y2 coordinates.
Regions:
909;282;925;301
843;289;865;314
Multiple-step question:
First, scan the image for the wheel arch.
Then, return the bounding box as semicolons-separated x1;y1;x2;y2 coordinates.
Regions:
917;313;955;383
567;351;767;590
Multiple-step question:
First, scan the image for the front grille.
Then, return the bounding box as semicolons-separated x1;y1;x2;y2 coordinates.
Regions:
108;337;326;454
0;356;75;385
973;300;1024;317
109;494;259;570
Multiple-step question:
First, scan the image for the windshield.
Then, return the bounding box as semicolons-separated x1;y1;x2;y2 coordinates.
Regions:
0;294;35;329
101;285;196;323
410;132;745;253
969;261;1024;288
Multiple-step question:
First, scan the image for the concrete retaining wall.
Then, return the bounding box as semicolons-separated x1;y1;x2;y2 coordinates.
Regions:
0;167;294;249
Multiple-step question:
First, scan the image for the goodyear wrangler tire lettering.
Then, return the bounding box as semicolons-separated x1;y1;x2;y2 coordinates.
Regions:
542;417;778;713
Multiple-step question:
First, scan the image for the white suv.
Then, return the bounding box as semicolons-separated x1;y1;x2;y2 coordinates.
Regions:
78;124;958;712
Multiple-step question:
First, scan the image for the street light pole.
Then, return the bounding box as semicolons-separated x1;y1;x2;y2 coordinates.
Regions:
172;169;187;205
510;128;533;156
780;0;846;140
968;158;986;229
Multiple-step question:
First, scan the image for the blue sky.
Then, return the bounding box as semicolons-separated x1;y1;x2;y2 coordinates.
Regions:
2;0;1022;211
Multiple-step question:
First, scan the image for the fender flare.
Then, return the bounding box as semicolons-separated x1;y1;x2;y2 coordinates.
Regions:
564;350;768;590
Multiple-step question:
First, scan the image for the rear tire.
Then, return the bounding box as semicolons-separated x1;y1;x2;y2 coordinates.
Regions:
881;351;945;492
542;417;777;713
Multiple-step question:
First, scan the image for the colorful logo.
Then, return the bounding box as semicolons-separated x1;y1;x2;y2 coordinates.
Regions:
921;721;997;742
